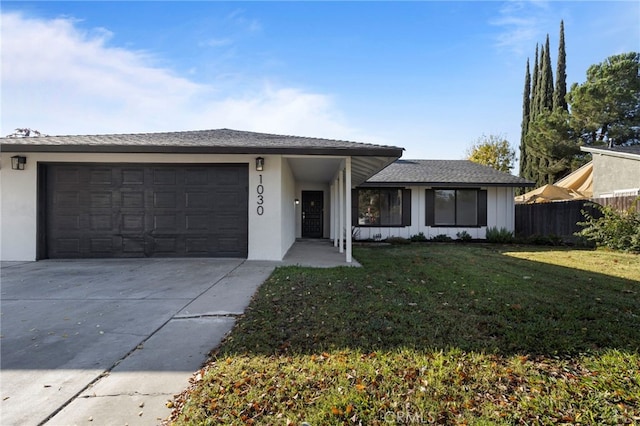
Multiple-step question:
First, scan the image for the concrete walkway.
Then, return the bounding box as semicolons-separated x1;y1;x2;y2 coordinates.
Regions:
282;238;361;268
0;240;355;425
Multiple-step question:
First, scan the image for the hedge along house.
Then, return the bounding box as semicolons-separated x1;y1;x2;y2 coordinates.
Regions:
353;160;533;241
0;129;403;263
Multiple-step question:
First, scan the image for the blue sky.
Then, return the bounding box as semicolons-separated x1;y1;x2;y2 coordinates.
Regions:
2;1;638;167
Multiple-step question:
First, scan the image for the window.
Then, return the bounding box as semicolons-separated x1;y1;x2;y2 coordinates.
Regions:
353;188;411;227
427;189;487;227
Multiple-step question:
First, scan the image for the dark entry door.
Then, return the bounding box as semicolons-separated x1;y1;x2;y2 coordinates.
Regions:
44;163;248;258
301;191;323;238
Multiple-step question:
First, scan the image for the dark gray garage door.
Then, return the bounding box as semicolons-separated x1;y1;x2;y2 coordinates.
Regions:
44;164;248;258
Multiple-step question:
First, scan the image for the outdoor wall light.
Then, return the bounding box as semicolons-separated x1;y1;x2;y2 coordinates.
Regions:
255;157;264;171
11;155;27;170
295;198;300;205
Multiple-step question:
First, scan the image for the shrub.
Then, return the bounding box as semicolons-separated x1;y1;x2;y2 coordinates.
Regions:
525;234;565;246
386;237;411;245
430;234;453;242
410;232;427;242
576;200;640;253
456;231;472;242
486;227;514;243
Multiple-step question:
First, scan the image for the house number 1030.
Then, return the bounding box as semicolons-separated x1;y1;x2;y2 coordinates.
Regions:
256;174;264;215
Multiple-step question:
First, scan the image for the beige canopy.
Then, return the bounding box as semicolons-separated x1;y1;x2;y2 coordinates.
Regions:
515;162;593;204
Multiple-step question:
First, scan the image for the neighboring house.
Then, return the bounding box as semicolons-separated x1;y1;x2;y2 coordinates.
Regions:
1;129;402;262
580;145;640;198
353;160;533;240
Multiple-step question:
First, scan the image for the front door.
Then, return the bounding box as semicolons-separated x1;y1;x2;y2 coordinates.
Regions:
302;191;323;238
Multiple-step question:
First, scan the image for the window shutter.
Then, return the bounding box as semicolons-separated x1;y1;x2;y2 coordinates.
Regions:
402;189;411;226
478;190;488;226
425;189;435;226
351;189;359;225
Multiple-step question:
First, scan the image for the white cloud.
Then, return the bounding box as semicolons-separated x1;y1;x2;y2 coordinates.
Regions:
201;38;234;48
490;1;551;56
0;11;363;142
225;9;262;33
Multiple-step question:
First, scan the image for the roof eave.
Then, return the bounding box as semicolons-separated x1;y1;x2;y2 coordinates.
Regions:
580;146;640;161
0;144;404;157
359;181;536;188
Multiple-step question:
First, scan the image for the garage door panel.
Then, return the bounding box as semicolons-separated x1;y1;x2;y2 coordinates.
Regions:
153;169;176;185
54;168;80;184
89;192;113;208
185;191;210;208
54;191;80;208
215;191;243;210
185;238;209;254
214;167;242;185
90;238;114;254
90;214;113;231
56;215;81;230
122;237;145;254
185;168;209;185
89;169;113;184
46;164;247;258
122;214;144;232
218;237;242;255
122;168;145;184
56;238;81;255
153;237;177;253
153;214;178;231
153;191;177;208
185;214;209;230
122;192;144;208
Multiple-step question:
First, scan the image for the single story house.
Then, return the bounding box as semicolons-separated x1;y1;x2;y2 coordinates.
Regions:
1;129;402;263
1;129;532;263
353;160;533;241
580;145;640;198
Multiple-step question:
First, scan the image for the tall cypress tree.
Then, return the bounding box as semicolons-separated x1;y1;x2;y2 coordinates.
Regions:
530;44;540;120
553;21;567;111
521;21;577;186
540;34;554;112
519;59;531;178
524;46;540;182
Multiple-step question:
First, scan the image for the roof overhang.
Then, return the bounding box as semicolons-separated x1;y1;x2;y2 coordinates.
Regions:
580;146;640;161
0;143;402;157
359;181;535;188
0;129;403;186
285;155;401;187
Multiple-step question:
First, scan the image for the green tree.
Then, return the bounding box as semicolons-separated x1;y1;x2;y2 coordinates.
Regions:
567;52;640;146
519;59;531;179
530;45;540;121
539;35;555;113
466;134;516;174
526;109;583;186
553;20;568;111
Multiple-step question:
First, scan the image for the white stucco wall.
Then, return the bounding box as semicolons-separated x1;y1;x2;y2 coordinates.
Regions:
280;158;297;259
0;155;37;261
353;186;515;241
0;152;286;261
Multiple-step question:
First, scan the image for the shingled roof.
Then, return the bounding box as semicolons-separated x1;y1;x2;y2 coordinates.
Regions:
360;160;534;187
0;128;403;157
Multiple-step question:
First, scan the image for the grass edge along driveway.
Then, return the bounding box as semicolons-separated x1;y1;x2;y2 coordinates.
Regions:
167;244;640;425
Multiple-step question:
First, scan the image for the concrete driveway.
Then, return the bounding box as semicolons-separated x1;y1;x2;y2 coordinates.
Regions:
0;258;276;425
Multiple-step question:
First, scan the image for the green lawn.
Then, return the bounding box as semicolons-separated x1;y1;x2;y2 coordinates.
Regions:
167;244;640;425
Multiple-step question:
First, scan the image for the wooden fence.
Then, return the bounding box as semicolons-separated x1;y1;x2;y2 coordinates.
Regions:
514;196;638;243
